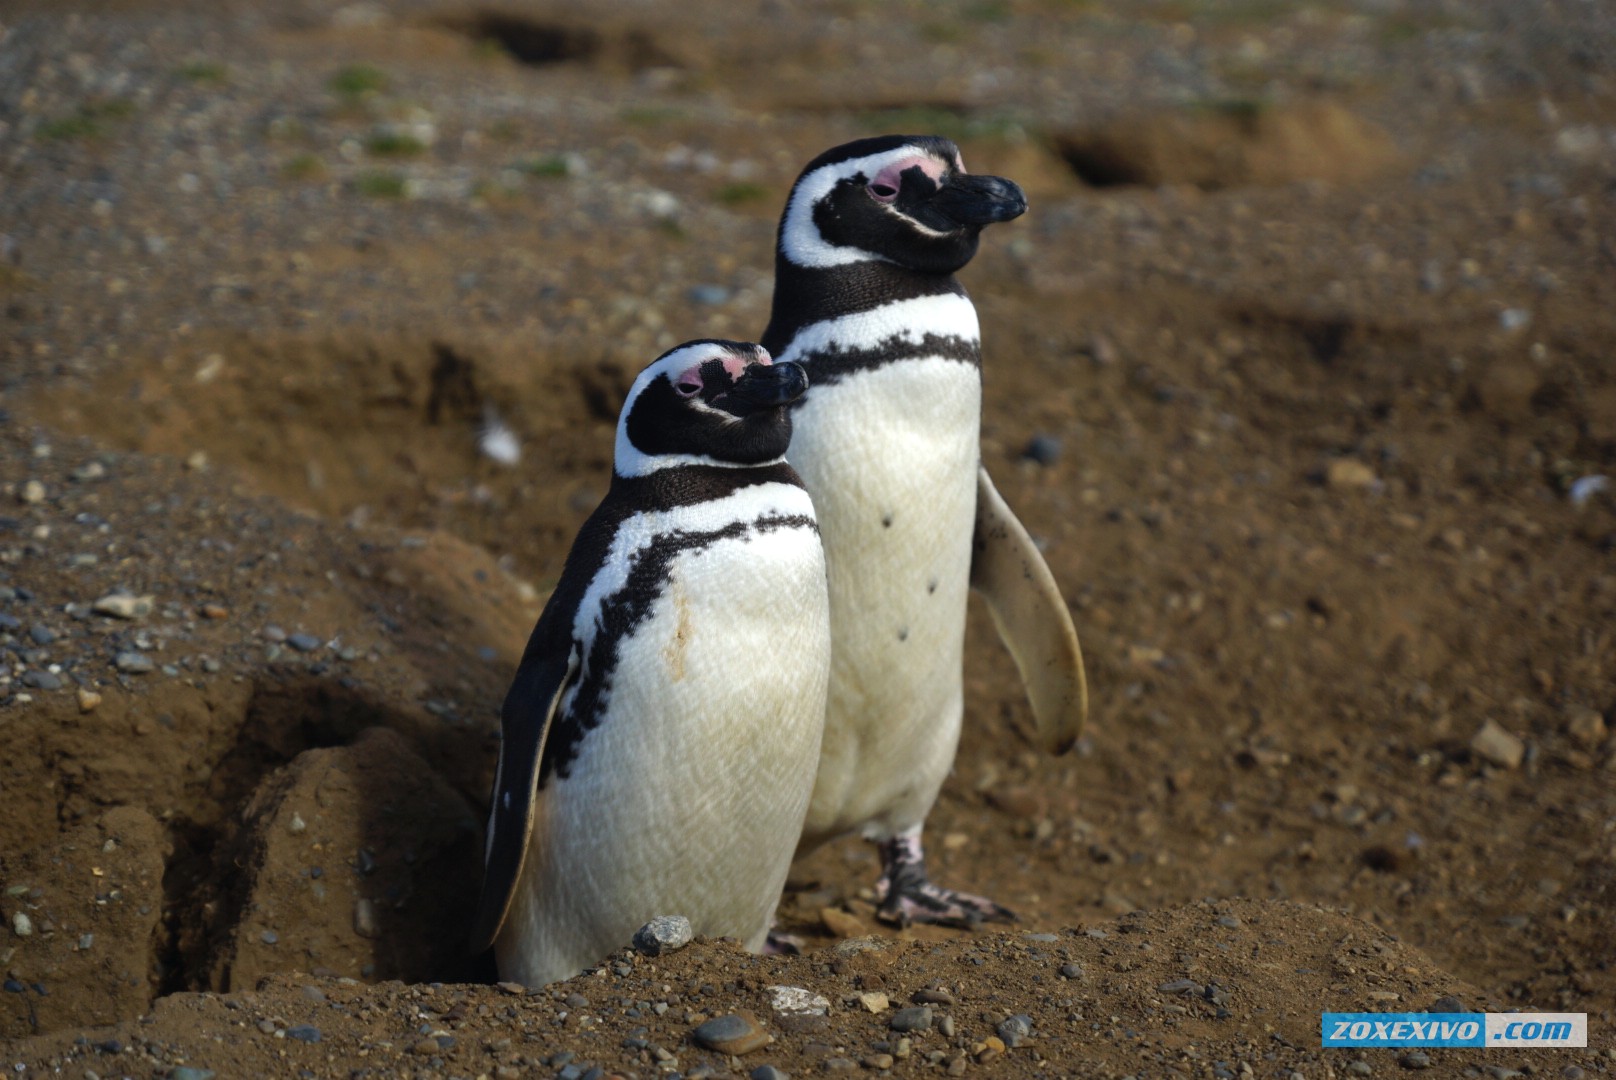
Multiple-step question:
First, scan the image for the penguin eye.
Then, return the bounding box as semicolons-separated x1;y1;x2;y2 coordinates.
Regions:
867;182;898;203
675;381;701;398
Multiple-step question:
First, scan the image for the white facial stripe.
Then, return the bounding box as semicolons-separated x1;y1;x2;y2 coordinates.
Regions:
773;292;980;365
561;482;818;714
780;146;952;269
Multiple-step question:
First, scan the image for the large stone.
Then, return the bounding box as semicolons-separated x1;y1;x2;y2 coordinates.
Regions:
0;806;169;1040
202;727;481;990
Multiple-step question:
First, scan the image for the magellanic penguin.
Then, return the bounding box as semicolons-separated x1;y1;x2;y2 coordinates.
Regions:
469;340;831;986
761;135;1088;927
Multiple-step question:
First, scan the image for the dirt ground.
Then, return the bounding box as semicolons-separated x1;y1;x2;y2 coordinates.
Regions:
1;0;1614;1076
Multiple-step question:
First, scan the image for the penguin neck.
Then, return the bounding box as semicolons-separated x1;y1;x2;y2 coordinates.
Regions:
762;255;967;355
609;461;806;512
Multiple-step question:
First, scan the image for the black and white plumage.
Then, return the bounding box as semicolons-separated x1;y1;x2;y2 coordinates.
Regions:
762;136;1087;928
470;340;830;986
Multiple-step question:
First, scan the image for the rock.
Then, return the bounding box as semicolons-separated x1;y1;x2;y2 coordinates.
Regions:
285;1024;321;1043
857;991;889;1013
912;988;955;1005
71;461;107;482
287;632;323;653
751;1067;790;1080
1347;1062;1373;1077
889;1006;933;1032
1471;719;1525;769
93;593;154;619
170;1068;217;1080
693;1011;773;1055
996;1015;1033;1047
19;479;45;504
768;985;830;1016
0;807;168;1041
1058;963;1084;979
1565;708;1607;750
77;688;102;712
1325;459;1378;489
1158;978;1203;995
27;623;55;645
114;651;154;674
204;728;480;990
1022;434;1062;466
20;670;61;690
632;914;693;956
1399;1051;1432;1069
819;907;868;938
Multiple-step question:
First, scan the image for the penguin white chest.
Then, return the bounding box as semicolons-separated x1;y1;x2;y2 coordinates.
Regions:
787;357;981;844
498;499;830;988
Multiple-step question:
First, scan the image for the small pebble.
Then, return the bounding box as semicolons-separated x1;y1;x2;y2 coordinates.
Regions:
19;480;45;504
1022;434;1062;466
937;1015;956;1038
996;1015;1033;1047
1058;963;1084;978
912;988;955;1005
1347;1062;1373;1077
93;593;154;619
263;625;287;642
256;1020;277;1034
71;461;107;482
1399;1051;1432;1069
285;1024;321;1043
693;1011;773;1055
287;632;323;652
1158;978;1203;996
12;912;33;936
889;1006;932;1032
170;1068;216;1080
770;985;830;1016
261;929;279;945
496;980;527;995
21;670;61;690
751;1067;789;1080
77;688;102;712
862;1054;894;1070
857;991;889;1013
632;914;694;956
353;898;380;938
114;651;155;674
28;623;55;645
1471;719;1525;769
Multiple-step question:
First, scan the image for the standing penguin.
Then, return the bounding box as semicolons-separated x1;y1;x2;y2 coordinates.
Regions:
762;135;1087;927
470;340;831;986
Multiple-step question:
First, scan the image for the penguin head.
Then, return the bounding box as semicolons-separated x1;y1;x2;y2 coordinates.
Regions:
777;134;1027;275
615;340;809;478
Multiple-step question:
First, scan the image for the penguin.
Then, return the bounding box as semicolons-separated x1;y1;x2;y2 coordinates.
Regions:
469;339;830;986
761;135;1088;928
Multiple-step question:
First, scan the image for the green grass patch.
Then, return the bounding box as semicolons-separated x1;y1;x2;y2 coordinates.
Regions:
329;64;388;99
36;98;136;141
620;105;687;127
355;171;406;198
282;153;327;180
712;181;770;206
520;154;572;178
365;131;426;157
177;60;229;84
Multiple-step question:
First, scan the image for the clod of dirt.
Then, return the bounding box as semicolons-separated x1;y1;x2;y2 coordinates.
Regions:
0;807;169;1040
1055;100;1398;190
194;728;482;992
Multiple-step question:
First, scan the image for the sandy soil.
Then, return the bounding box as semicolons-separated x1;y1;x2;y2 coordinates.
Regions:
1;0;1614;1076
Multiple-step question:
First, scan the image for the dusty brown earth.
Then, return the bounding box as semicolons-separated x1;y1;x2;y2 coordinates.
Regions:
2;0;1615;1076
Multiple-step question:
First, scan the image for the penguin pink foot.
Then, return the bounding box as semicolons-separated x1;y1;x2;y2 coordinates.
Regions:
873;830;1015;929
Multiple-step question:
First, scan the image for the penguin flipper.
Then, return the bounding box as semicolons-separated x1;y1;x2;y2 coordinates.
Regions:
969;465;1088;754
468;645;578;954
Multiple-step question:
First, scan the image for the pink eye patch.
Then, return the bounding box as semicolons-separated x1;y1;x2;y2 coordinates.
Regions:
867;155;948;202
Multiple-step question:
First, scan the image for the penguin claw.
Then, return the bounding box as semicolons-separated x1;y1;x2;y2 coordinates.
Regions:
873;831;1017;929
875;882;1017;929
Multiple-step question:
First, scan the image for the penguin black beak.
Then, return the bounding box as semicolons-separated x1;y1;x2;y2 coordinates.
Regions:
930;173;1028;228
714;361;810;416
